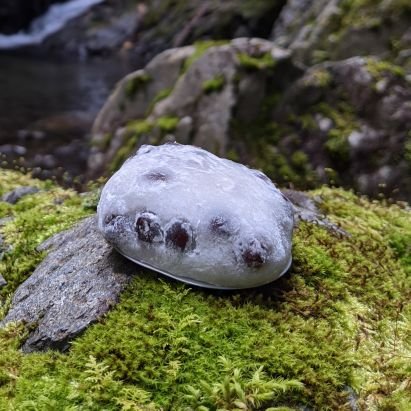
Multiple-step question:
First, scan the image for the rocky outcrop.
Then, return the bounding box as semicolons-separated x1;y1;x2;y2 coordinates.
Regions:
1;216;135;352
271;0;411;68
88;38;301;178
88;38;411;201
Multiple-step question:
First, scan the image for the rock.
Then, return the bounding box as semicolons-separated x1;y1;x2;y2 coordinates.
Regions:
88;38;301;179
97;143;294;289
283;189;349;237
0;274;6;288
272;56;411;200
1;186;39;204
1;216;135;352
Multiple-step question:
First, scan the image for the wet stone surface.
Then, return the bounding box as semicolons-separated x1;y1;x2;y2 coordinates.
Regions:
97;143;294;289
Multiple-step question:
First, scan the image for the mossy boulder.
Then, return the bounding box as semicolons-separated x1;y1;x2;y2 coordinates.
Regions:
0;169;410;409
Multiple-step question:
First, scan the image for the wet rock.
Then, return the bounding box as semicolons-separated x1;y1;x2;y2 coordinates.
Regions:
1;216;135;352
1;186;39;204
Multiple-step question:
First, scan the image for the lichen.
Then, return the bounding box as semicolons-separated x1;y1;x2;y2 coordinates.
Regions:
303;68;332;88
202;75;225;94
0;171;410;410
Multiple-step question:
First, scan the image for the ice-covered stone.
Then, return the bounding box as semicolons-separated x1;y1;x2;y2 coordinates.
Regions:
97;143;293;289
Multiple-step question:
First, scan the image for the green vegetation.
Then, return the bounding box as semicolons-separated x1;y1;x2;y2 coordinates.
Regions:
202;75;225;94
303;68;332;88
157;116;179;133
0;171;410;409
124;73;152;100
183;41;229;73
147;87;174;115
365;58;405;80
315;102;359;165
237;52;276;71
109;120;153;173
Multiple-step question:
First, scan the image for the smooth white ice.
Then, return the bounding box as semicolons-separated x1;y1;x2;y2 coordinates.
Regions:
97;143;294;289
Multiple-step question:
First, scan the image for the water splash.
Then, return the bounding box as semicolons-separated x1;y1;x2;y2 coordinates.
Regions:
0;0;104;49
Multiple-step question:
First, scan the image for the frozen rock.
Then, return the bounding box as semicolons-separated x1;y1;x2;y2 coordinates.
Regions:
97;143;294;289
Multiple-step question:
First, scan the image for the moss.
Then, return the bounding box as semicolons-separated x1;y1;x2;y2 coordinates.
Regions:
156;116;179;133
202;75;225;94
183;40;229;73
91;132;112;150
237;52;276;71
0;171;410;409
0;170;91;298
124;73;151;100
146;88;174;115
365;58;405;79
315;102;358;164
109;120;153;173
303;68;332;88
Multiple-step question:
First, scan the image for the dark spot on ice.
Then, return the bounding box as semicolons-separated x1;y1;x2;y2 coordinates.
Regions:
209;216;232;237
144;171;169;182
103;214;134;244
254;170;272;184
165;219;195;252
136;211;163;243
238;238;271;268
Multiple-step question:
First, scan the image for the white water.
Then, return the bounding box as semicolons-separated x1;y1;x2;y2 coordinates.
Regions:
0;0;104;49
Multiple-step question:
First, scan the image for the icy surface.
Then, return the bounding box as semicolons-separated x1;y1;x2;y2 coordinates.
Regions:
97;143;294;289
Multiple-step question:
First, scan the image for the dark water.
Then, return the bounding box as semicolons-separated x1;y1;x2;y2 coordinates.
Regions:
0;53;134;186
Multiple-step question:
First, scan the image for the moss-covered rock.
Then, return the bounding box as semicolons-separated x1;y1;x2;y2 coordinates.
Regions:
0;170;410;410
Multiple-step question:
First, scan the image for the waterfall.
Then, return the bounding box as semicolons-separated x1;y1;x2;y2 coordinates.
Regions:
0;0;104;49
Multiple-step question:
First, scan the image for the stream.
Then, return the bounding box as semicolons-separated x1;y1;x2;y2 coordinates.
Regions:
0;0;134;188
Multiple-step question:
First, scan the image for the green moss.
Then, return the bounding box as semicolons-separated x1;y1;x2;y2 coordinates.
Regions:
0;170;91;298
315;102;358;164
0;171;410;410
365;58;405;79
91;132;112;150
202;75;225;94
157;116;179;133
124;73;151;100
303;68;332;88
109;120;153;173
183;40;229;73
237;52;276;71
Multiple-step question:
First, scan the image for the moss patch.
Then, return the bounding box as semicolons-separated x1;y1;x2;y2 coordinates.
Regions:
202;75;225;94
0;173;410;410
365;57;405;80
157;116;179;133
183;40;229;73
124;73;152;100
237;52;276;71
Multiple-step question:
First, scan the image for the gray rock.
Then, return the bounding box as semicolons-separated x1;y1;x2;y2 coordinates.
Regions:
1;186;39;204
0;274;6;288
282;189;349;237
1;216;135;352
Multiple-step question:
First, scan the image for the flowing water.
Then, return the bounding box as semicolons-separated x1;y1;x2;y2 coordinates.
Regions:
0;0;134;187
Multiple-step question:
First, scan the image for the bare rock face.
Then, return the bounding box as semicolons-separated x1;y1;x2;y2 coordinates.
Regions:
97;143;294;289
1;216;135;352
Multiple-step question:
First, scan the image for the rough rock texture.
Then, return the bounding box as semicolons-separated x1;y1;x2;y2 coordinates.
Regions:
272;57;411;199
271;0;411;68
1;186;39;204
88;38;301;178
0;274;6;288
1;216;135;352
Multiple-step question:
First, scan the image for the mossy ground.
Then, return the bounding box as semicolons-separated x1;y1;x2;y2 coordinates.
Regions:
0;170;410;410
